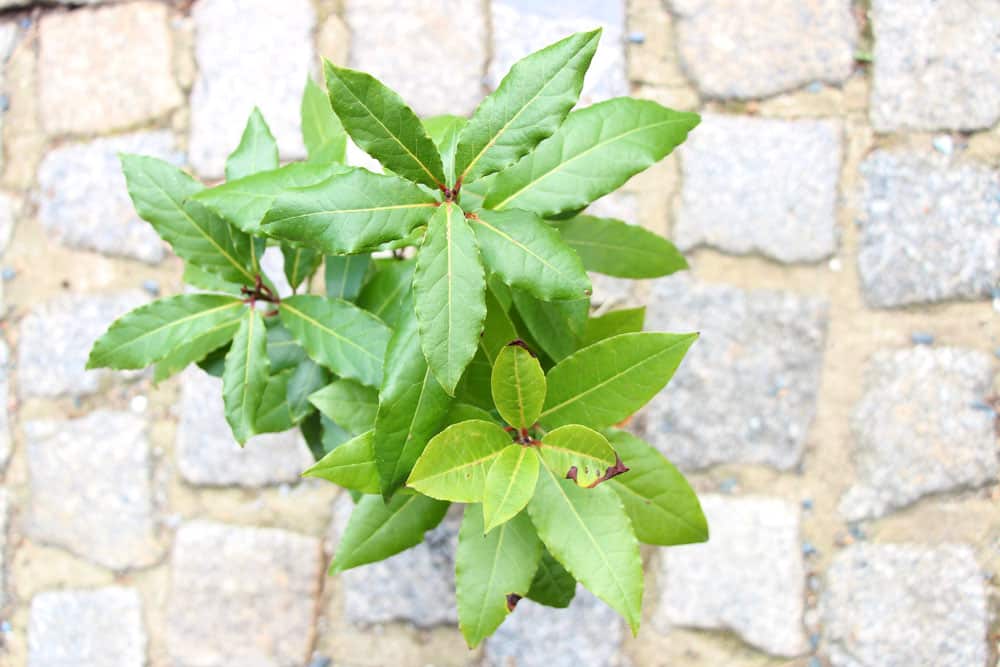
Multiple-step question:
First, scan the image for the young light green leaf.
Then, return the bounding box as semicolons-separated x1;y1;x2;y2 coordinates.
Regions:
605;430;708;546
456;504;542;648
88;295;244;370
262;169;438;254
483;445;540;533
287;358;329;422
490;343;546;429
152;323;239;384
455;30;600;186
527;465;643;633
470;209;591;301
323;60;446;188
330;492;450;572
255;370;295;433
302;430;380;494
537;424;617;487
553;215;688;278
484;99;700;216
282;245;322;292
356;259;415;329
511;290;588;362
581;307;645;348
309;378;379;435
120;155;256;284
407;420;510;502
424;114;467;184
541;332;698;430
526;549;576;608
226;107;279;181
222;309;270;444
302;77;348;164
325;254;371;300
479;285;520;365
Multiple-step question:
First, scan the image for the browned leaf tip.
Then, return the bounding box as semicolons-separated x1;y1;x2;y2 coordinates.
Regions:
506;594;522;612
506;339;536;357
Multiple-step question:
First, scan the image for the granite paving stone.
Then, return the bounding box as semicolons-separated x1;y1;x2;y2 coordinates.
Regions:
857;151;1000;307
167;520;323;667
176;368;314;487
674;115;842;263
840;347;998;521
189;0;315;176
37;131;181;264
38;3;182;135
668;0;857;99
656;495;807;656
822;544;989;667
642;275;828;470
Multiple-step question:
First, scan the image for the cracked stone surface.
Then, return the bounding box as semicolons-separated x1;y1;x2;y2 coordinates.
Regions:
822;544;989;667
656;495;807;657
37;131;180;264
870;0;1000;131
189;0;314;176
344;0;487;117
167;520;323;667
674;114;842;263
17;291;147;399
642;275;828;471
176;369;314;487
329;495;459;627
29;587;147;667
669;0;857;99
840;347;998;521
857;151;1000;308
38;2;181;135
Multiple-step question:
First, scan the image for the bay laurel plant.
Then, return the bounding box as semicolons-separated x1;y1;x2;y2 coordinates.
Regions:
88;29;708;645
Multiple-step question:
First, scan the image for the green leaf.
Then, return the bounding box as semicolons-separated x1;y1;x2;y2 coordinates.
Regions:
282;245;322;292
266;323;307;373
262;168;438;254
511;290;588;362
446;402;496;425
424;114;466;184
330;492;449;572
279;294;391;387
373;310;452;498
324;60;446;188
88;295;244;370
152;326;238;384
581;307;645;348
309;378;379;435
325;254;371;300
455;349;496;412
320;414;353;454
490;343;546;429
527;549;576;608
413;202;487;394
456;504;542;647
484;99;700;216
356;259;415;329
196;343;229;378
302;430;380;494
479;285;520;365
407;420;510;502
120;155;256;284
527;465;643;633
255;370;295;433
182;263;243;295
537;424;617;487
302;77;348;164
226;107;279;181
553;215;688;278
287;358;329;422
606;430;708;545
222;309;270;444
541;332;697;430
483;445;540;533
470;209;590;301
455;30;600;185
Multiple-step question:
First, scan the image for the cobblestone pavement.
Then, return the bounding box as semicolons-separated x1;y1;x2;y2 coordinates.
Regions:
0;1;997;666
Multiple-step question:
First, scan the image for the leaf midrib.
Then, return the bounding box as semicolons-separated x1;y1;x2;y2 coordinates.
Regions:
268;201;437;225
472;216;575;284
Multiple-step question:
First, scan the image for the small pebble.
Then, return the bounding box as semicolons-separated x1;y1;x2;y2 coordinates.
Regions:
0;95;8;113
807;574;822;592
806;81;823;93
970;400;995;413
627;32;645;44
932;135;954;155
1;267;14;281
808;658;822;667
0;620;10;633
910;332;934;345
308;656;332;667
809;633;820;649
718;478;738;494
801;498;814;511
802;541;818;557
848;523;866;541
142;279;160;297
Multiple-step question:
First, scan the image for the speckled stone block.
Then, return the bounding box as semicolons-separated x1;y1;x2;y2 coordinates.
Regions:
669;0;857;99
870;0;1000;131
17;291;147;399
587;191;640;307
642;275;828;471
489;0;627;105
840;347;997;521
38;3;182;135
344;0;487;117
189;0;314;176
485;587;627;667
176;369;314;487
674;115;842;263
166;520;323;667
29;587;147;667
823;544;989;667
328;495;458;627
656;495;807;657
857;151;1000;308
37;131;180;264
